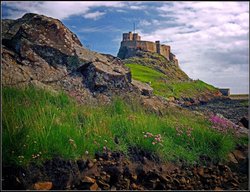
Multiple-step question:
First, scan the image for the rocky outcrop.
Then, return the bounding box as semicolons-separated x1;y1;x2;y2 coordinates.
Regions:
78;59;131;92
1;13;137;104
131;80;153;96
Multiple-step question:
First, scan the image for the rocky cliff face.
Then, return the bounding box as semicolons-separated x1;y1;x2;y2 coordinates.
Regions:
2;13;140;104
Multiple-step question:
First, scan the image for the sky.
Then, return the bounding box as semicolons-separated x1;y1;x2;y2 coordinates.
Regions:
2;1;249;94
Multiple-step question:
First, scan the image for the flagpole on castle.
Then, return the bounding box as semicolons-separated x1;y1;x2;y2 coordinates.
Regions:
133;22;135;33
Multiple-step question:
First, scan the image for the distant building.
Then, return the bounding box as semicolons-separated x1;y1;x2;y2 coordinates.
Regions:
219;88;230;96
117;32;178;65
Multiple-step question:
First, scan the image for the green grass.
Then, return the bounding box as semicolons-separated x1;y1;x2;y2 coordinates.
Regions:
124;54;190;81
3;86;247;166
125;63;166;83
126;63;218;99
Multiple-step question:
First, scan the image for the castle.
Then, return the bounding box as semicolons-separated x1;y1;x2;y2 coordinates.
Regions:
117;32;178;65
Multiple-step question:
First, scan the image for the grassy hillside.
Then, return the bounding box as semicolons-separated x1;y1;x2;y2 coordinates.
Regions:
3;86;247;166
123;51;189;81
125;63;218;99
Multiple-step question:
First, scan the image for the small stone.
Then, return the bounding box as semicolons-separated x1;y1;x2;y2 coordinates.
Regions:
100;174;110;183
88;161;94;168
173;178;180;185
214;187;223;191
101;171;107;176
124;178;130;189
130;183;138;189
224;165;232;173
131;174;137;181
16;177;21;184
232;178;239;184
232;150;246;161
33;181;53;190
231;182;239;187
227;153;238;164
90;182;99;191
98;180;110;190
180;177;186;184
186;185;193;190
198;167;204;176
82;176;96;184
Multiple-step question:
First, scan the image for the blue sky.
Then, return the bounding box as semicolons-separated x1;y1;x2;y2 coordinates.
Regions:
2;1;249;94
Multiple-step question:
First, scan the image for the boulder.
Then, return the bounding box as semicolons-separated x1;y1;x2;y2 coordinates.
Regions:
131;80;153;96
79;60;131;92
141;96;170;115
239;116;248;129
2;13;135;104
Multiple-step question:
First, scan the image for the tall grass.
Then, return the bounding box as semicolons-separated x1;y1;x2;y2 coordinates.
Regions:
2;86;247;166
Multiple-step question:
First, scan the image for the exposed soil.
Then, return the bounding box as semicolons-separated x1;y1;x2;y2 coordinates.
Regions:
2;145;249;190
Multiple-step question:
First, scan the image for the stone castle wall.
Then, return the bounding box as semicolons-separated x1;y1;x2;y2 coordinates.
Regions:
118;32;178;65
120;41;171;60
120;41;156;53
160;44;170;60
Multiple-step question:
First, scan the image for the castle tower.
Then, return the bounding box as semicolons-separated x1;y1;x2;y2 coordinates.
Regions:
155;41;161;54
122;32;133;41
132;33;141;41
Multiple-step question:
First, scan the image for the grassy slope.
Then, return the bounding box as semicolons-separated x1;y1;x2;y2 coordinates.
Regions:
125;63;218;99
124;52;189;81
3;86;247;166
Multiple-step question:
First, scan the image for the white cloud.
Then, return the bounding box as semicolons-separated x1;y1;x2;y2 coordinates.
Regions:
138;19;161;27
116;9;127;13
129;5;146;10
2;1;124;20
139;1;249;93
138;20;151;26
83;11;105;20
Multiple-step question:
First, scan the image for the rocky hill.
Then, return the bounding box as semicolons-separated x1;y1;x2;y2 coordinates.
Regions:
2;13;140;105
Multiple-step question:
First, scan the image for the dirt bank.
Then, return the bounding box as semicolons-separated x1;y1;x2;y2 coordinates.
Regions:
2;145;248;190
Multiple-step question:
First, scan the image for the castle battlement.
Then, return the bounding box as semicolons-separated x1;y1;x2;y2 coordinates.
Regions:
122;32;141;41
118;32;178;65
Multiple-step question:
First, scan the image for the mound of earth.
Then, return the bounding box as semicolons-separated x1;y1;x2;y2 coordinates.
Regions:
2;145;248;190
